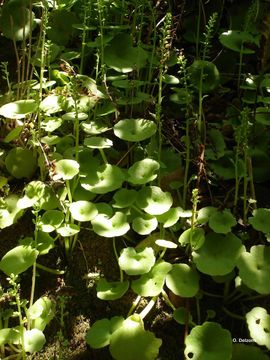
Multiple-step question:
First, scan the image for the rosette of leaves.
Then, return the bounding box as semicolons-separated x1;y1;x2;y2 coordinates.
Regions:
118;247;156;276
127;159;160;185
135;186;173;215
246;307;270;350
208;209;237;234
96;279;129;301
113;119;157;142
166;264;200;297
237;245;270;294
104;33;149;73
248;208;270;234
184;322;232;360
80;164;125;194
192;232;244;276
131;261;172;297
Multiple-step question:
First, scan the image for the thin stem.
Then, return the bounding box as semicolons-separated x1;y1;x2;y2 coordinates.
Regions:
113;238;123;282
127;295;142;317
139;296;158;320
36;263;65;275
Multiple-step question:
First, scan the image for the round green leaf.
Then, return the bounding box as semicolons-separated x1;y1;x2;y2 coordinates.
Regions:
40;210;64;233
24;329;46;353
17;181;46;209
255;107;270;125
127;159;160;185
70;201;98;222
131;261;172;297
0;100;34;119
114;119;157;142
0;328;21;346
156;208;180;228
184;322;232;360
237;245;270;294
86;317;124;349
81;164;125;194
0;245;38;276
248;208;270;233
246;307;270;350
166;264;199;297
104;33;149;73
179;228;205;250
5;147;37;179
188;60;220;93
56;223;80;237
0;2;35;41
62;112;88;121
109;315;162;360
113;189;137;208
196;206;218;224
173;307;193;325
84;136;113;149
118;247;156;275
192;232;244;276
92;211;130;237
132;215;158;235
219;30;259;54
81;119;109;135
0;194;23;229
41;117;63;132
40;95;63;114
97;279;129;300
136;186;173;215
55;159;79;180
155;239;177;249
208;209;237;234
28;296;55;331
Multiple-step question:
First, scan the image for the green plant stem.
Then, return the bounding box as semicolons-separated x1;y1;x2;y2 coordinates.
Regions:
222;306;245;320
127;295;142;317
36;263;65;275
162;290;176;310
139;296;158;320
99;149;108;164
195;296;201;324
14;292;26;360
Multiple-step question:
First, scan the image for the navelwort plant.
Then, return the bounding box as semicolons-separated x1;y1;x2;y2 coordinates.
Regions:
1;0;270;359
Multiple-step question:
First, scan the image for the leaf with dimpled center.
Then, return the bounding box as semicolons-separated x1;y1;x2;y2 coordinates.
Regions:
118;247;156;275
136;186;173;215
91;211;130;237
109;315;162;360
246;307;270;350
166;264;200;298
113;119;157;142
237;245;270;294
0;245;38;276
192;232;244;276
127;158;160;184
248;208;270;233
69;201;98;222
184;322;232;360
